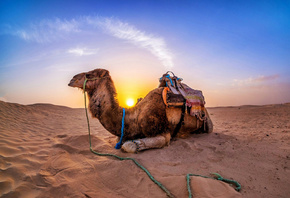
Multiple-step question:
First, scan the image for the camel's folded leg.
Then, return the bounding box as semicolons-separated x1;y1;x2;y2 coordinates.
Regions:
203;108;213;133
121;133;171;153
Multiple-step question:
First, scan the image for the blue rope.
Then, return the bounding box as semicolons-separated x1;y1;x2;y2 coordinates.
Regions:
160;74;177;87
115;108;125;149
165;74;174;86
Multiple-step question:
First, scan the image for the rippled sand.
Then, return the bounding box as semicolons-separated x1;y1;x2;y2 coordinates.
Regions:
0;101;289;197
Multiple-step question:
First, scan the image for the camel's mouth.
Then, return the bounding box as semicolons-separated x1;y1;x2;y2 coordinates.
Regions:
68;78;82;88
68;80;76;87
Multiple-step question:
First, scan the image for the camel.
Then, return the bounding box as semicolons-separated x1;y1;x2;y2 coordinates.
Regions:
68;68;213;153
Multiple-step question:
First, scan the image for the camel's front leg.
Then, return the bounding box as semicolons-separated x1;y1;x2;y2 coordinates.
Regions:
121;133;171;153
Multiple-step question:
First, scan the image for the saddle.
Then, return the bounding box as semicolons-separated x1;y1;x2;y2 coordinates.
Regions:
162;87;185;107
159;71;206;120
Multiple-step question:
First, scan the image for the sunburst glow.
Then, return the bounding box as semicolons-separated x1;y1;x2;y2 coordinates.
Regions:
126;98;135;107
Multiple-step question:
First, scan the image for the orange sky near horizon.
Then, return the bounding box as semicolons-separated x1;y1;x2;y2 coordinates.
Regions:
65;69;290;109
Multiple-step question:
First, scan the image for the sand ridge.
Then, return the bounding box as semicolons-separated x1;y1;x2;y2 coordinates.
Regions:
0;101;289;197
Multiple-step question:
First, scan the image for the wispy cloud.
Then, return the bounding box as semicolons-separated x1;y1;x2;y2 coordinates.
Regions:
12;18;80;43
233;74;280;86
67;47;99;56
86;17;174;69
5;16;174;69
251;74;280;82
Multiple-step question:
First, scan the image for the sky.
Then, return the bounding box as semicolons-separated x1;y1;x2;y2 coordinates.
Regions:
0;0;289;107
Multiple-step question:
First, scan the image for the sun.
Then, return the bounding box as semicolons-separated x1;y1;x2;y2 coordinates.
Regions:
126;98;135;107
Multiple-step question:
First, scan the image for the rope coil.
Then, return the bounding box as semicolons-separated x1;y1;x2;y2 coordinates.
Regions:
186;173;241;198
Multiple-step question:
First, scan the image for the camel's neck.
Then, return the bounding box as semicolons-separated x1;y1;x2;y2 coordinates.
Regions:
87;79;123;137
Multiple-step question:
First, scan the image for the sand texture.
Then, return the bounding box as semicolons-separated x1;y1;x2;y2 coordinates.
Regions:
0;100;289;198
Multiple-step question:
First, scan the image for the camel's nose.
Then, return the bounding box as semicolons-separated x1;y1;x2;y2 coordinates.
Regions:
68;80;74;87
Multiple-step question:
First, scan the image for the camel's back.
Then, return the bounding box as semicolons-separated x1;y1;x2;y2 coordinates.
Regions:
125;87;206;139
133;88;169;137
136;87;166;114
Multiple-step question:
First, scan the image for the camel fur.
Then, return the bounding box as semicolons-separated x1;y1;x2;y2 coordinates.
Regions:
68;68;213;153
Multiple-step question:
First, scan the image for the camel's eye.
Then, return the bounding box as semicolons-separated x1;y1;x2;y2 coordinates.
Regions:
85;74;93;79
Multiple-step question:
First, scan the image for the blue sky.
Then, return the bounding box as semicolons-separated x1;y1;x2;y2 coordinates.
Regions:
0;0;290;107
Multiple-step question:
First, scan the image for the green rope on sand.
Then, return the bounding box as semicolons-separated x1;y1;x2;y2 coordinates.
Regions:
83;78;175;198
186;173;241;198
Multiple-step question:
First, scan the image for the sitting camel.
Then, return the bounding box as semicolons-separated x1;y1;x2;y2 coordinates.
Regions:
68;68;213;153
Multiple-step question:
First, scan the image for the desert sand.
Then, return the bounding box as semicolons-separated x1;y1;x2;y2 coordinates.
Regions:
0;100;289;198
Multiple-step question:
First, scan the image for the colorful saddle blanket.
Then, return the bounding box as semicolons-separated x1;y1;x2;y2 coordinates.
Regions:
181;83;205;118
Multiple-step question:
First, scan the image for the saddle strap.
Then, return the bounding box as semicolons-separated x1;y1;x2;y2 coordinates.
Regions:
172;100;186;138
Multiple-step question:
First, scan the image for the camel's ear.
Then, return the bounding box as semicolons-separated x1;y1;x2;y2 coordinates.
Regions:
100;70;109;78
68;73;86;89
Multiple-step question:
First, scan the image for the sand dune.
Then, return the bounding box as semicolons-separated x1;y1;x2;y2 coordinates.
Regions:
0;100;289;197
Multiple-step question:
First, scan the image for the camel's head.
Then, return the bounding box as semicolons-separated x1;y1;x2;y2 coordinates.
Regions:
68;68;110;90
